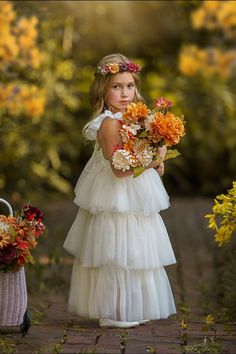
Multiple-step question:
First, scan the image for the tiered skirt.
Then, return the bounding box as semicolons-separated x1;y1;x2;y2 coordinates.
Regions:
63;151;176;321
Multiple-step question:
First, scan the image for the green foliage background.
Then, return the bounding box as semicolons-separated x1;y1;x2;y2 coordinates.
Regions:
1;0;236;206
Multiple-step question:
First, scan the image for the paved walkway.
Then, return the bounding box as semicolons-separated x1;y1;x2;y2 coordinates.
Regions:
0;198;235;353
4;294;235;354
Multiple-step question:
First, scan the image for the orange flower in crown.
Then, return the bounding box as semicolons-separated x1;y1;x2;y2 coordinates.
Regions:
123;102;150;123
150;112;185;147
107;63;120;74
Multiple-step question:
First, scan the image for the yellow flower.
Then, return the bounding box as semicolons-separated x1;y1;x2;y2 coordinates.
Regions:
0;1;16;25
178;45;205;76
217;2;236;30
29;48;42;68
206;181;236;246
108;63;119;74
191;8;206;29
180;318;188;330
203;0;221;12
25;94;45;117
19;85;45;117
205;314;215;327
19;34;34;49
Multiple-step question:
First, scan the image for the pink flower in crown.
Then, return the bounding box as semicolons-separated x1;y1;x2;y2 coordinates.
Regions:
127;62;140;73
154;97;173;110
103;65;111;74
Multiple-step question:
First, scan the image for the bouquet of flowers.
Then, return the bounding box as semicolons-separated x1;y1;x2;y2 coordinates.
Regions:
112;97;186;177
0;204;45;272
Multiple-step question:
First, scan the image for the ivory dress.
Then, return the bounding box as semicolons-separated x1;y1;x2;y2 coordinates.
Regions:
63;110;176;322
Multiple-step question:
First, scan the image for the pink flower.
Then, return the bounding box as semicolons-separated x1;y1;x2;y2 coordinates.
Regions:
112;144;122;153
127;62;140;73
154;97;173;110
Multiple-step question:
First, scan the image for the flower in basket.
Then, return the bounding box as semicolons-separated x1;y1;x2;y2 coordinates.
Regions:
0;204;45;272
112;97;186;177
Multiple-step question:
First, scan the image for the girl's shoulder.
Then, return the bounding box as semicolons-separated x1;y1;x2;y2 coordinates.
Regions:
84;110;122;141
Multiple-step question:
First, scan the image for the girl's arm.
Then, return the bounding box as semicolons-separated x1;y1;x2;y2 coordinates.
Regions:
97;118;160;178
155;145;167;176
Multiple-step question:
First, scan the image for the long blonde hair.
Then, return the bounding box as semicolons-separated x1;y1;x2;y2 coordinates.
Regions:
83;53;143;137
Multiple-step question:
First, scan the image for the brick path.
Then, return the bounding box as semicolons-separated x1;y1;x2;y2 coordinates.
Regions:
0;198;235;353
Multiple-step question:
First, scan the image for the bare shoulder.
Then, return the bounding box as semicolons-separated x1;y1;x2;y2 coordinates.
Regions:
99;117;120;136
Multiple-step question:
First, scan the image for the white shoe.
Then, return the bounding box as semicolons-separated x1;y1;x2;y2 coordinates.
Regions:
99;318;139;328
139;319;150;325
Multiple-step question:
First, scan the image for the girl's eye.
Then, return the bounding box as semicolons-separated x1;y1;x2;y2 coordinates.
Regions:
113;85;120;89
128;83;135;88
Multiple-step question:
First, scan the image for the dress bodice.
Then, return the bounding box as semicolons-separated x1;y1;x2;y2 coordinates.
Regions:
84;110;122;141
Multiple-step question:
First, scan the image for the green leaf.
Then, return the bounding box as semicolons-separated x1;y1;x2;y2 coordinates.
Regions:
165;149;181;160
138;131;148;138
133;166;145;178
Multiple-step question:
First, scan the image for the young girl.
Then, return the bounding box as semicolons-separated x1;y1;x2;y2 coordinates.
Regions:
63;53;176;328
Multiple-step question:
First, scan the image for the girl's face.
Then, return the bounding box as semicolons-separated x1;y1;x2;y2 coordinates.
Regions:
106;72;136;113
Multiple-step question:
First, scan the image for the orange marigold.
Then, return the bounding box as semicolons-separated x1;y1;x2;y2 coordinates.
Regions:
150;112;185;147
123;102;150;122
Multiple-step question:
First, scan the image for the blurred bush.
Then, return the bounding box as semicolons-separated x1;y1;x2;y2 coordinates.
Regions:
0;1;91;205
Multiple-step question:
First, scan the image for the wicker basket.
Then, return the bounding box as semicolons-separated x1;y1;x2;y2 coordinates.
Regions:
0;267;27;326
0;198;28;327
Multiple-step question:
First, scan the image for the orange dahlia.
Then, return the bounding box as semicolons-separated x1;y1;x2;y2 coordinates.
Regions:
123;102;150;123
150;112;185;147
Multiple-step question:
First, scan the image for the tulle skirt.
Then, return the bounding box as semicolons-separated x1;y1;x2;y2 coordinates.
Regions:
73;149;170;215
64;209;176;269
68;260;176;322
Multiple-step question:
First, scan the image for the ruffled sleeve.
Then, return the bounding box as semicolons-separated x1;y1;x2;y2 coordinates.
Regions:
84;110;122;141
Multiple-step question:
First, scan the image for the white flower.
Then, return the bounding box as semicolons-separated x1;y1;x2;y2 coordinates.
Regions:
144;114;155;131
129;123;141;135
132;140;153;166
0;221;9;232
112;149;137;171
120;124;141;143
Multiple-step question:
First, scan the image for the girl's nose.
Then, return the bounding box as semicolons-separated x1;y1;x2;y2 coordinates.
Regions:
121;91;128;97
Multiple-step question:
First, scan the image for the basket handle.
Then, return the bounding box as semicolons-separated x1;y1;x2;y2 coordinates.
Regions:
0;198;13;217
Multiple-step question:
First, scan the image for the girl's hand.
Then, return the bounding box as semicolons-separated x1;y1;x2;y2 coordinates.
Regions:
157;145;167;159
155;162;165;176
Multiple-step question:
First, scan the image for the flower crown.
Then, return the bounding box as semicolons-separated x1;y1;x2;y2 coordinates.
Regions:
95;61;141;75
